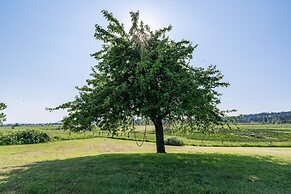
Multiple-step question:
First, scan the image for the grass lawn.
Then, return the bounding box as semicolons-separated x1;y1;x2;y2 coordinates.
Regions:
0;138;290;193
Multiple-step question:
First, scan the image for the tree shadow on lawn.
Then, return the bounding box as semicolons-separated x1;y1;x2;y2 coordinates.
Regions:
0;153;290;194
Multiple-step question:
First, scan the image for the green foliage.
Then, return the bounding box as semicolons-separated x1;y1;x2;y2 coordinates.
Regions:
0;102;7;124
164;137;184;146
0;129;51;145
51;10;229;134
236;111;291;124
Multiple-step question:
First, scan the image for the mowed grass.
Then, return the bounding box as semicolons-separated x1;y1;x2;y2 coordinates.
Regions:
0;138;291;193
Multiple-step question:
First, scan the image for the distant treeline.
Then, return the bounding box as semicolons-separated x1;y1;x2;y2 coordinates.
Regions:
2;122;61;127
235;111;291;124
3;112;291;126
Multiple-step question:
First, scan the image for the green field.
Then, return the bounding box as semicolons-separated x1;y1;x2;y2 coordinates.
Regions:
1;124;290;193
1;123;291;147
0;138;290;193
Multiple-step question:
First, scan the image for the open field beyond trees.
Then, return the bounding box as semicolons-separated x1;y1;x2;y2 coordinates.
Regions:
1;123;291;147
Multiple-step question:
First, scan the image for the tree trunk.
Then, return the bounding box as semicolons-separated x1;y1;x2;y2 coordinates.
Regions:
152;117;166;153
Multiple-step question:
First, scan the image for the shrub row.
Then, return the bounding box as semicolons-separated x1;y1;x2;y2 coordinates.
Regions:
0;129;51;145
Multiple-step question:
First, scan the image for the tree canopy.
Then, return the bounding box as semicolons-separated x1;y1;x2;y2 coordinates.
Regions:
52;10;230;153
0;102;7;124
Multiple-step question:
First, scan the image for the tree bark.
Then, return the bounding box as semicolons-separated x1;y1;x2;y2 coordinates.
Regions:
152;117;166;153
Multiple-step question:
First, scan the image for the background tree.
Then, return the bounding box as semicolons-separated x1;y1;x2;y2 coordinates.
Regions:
0;102;7;124
51;10;229;153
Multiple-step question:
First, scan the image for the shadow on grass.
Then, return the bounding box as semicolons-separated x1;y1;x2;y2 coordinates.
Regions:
0;153;290;194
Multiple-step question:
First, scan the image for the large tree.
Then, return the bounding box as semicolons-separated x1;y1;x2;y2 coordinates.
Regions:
52;10;229;153
0;102;7;124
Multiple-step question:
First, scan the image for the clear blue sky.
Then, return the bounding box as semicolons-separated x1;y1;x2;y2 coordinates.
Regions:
1;0;291;123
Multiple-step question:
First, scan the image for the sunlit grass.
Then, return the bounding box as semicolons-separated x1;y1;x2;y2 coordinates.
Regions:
0;137;290;193
0;152;290;193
